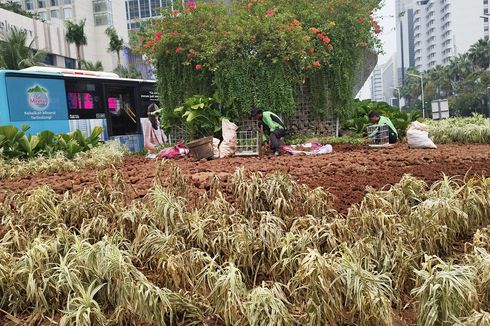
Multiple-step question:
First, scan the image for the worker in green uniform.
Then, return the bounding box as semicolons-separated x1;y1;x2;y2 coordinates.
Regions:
368;111;398;144
251;107;286;156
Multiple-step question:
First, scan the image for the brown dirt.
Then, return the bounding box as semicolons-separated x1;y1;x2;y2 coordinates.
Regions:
1;143;490;214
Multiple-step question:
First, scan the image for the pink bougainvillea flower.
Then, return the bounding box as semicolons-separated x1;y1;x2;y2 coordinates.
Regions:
186;1;196;10
291;19;300;26
310;27;319;34
176;47;182;53
266;9;274;15
172;9;180;16
246;2;253;9
358;17;366;23
154;32;163;41
313;61;321;67
322;36;331;44
195;64;203;70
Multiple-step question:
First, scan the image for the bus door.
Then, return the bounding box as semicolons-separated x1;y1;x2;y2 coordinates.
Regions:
104;84;138;136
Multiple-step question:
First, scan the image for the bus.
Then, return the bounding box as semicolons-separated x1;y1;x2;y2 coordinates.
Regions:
0;66;159;152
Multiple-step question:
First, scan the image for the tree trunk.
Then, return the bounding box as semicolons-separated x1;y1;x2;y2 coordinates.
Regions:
117;51;121;66
76;45;81;69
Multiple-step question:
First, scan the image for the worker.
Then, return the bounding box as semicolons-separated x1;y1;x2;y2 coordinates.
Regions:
368;111;398;144
251;107;286;156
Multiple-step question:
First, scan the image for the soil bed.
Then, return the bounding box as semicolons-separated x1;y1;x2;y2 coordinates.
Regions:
1;143;489;213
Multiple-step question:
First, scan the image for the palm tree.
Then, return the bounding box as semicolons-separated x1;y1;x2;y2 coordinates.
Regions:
65;19;87;69
468;39;490;71
81;60;104;71
0;27;46;70
105;26;124;66
113;64;142;79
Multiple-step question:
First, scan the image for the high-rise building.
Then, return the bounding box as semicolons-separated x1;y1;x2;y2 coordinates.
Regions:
126;0;174;30
484;0;489;39
396;0;485;77
14;0;129;71
370;55;397;105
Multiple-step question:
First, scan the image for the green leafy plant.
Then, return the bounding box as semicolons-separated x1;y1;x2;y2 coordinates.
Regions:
341;99;421;137
173;95;222;140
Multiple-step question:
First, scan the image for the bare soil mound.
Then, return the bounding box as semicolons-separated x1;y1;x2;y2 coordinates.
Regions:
1;143;489;213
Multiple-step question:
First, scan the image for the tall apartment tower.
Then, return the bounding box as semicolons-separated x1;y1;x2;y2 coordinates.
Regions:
395;0;416;86
485;0;489;39
15;0;129;71
396;0;485;77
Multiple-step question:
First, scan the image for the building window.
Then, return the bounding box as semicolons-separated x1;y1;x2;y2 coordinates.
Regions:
128;0;140;20
93;0;108;13
25;0;33;10
63;7;72;18
94;14;110;25
63;0;71;4
151;0;161;16
39;11;48;20
50;9;58;18
65;57;76;69
51;0;58;6
140;0;151;18
38;0;46;8
43;53;55;66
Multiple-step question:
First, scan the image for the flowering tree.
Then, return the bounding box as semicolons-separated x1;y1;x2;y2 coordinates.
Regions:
140;0;382;119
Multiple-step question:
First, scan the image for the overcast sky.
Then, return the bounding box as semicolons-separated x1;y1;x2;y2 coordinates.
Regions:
358;1;397;98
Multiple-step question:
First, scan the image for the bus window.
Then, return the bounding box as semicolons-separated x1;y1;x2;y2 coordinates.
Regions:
105;85;138;136
66;80;104;119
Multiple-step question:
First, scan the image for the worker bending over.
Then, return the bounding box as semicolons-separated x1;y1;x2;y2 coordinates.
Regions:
251;107;286;156
368;111;398;144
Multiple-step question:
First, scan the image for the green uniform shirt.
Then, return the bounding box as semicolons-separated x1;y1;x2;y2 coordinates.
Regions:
261;111;285;141
369;116;398;138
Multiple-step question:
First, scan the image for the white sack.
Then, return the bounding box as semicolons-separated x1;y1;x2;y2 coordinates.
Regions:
212;138;221;159
219;119;238;158
407;122;437;149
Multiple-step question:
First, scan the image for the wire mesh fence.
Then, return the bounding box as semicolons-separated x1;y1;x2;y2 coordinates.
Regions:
366;124;390;146
166;127;188;145
235;120;260;156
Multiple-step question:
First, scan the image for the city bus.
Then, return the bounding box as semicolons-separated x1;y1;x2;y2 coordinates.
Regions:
0;66;159;152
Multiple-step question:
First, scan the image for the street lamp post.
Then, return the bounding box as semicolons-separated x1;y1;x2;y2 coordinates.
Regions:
391;87;402;112
408;73;425;118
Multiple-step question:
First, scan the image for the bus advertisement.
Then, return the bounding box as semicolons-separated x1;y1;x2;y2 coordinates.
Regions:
0;67;158;152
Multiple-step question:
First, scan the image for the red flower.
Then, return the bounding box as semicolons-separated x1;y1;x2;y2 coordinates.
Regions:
266;9;274;15
313;61;321;67
316;33;325;40
143;41;155;48
172;9;180;16
291;19;300;26
358;17;366;23
311;27;319;34
374;25;381;34
246;2;253;8
176;47;182;53
154;32;163;41
195;64;202;70
322;36;331;44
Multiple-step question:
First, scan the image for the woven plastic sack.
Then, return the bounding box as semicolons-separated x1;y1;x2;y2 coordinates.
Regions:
219;119;238;158
407;122;437;149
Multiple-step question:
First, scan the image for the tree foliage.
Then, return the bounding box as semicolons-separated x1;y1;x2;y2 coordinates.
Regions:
139;0;382;120
400;39;490;116
0;27;46;70
105;26;124;66
65;19;87;70
81;60;104;71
